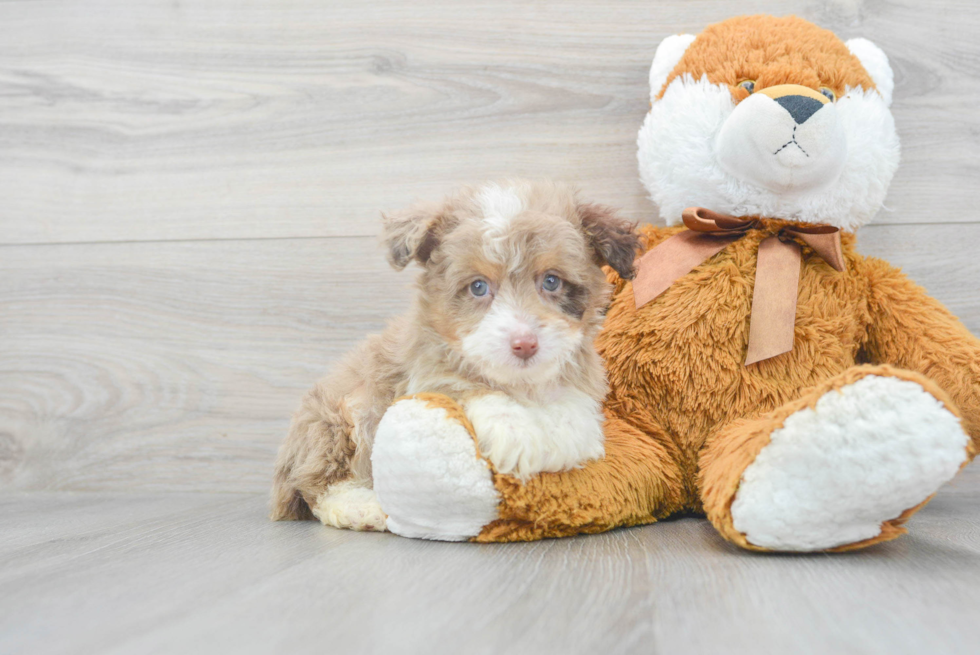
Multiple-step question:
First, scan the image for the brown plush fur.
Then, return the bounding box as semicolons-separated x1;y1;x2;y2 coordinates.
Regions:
476;412;681;541
659;15;877;101
467;224;980;545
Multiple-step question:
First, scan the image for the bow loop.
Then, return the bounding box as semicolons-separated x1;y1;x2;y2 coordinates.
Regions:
632;207;845;365
681;207;757;233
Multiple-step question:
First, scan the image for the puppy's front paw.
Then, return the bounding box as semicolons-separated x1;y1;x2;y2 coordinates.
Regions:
312;482;388;532
463;390;605;480
372;394;499;541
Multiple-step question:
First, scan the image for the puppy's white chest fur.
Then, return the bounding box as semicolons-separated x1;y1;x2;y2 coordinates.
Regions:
462;387;605;480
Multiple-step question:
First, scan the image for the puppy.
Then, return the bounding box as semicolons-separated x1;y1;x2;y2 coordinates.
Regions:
270;181;640;531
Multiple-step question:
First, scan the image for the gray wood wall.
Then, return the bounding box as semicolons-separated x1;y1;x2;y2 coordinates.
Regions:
2;0;978;494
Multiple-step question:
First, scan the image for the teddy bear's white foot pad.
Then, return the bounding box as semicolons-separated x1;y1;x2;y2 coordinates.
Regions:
372;397;499;541
730;375;969;551
312;481;388;532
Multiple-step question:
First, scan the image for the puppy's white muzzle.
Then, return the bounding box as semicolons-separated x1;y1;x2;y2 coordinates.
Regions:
460;298;582;387
716;84;847;194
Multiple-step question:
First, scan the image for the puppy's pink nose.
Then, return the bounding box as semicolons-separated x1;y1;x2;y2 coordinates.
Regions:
510;334;538;360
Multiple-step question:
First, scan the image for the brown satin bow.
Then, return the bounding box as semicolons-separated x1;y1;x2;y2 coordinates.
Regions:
632;207;845;365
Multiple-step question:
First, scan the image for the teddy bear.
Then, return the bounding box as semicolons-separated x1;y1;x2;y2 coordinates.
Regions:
367;14;980;552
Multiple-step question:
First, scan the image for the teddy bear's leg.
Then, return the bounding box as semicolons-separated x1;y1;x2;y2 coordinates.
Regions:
372;393;685;542
864;258;980;444
699;365;975;552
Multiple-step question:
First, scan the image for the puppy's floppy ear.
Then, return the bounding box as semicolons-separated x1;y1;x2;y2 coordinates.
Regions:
577;203;641;280
381;201;450;271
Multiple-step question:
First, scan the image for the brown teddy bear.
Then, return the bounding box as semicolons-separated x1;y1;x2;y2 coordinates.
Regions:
368;15;980;552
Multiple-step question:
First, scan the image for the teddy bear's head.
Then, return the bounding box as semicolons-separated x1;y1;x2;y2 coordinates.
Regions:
638;15;899;231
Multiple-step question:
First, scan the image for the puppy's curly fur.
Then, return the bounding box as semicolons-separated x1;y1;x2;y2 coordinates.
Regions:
270;181;639;529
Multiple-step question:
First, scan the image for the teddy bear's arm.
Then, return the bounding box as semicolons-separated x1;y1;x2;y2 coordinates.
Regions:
473;413;684;542
862;257;980;442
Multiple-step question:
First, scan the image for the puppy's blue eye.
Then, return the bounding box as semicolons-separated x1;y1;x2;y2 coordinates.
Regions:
819;87;836;101
738;80;755;94
469;279;489;297
542;274;562;292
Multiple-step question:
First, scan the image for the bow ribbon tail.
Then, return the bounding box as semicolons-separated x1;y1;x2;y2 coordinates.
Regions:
632;230;739;307
745;236;802;365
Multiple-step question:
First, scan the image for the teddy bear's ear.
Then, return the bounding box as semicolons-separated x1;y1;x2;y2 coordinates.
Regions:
577;203;641;280
649;33;697;102
845;38;894;107
381;201;451;270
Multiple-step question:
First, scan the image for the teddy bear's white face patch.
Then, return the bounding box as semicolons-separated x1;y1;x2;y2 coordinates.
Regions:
716;87;848;194
638;73;900;231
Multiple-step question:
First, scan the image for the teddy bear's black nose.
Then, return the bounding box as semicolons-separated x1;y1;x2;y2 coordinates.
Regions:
774;95;825;124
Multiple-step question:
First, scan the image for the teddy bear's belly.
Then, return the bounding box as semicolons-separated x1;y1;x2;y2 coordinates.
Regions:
599;255;869;504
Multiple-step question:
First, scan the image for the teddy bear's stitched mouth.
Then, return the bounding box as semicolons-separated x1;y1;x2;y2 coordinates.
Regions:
773;126;810;158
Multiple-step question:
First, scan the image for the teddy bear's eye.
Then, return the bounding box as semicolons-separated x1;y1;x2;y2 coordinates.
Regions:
819;87;836;101
738;80;756;94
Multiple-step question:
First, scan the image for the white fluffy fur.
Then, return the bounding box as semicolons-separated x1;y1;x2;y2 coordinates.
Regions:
312;480;388;532
463;387;605;480
372;397;500;541
478;182;525;234
730;376;970;551
846;38;894;107
638;70;900;230
716;92;847;194
648;33;696;101
460;298;584;387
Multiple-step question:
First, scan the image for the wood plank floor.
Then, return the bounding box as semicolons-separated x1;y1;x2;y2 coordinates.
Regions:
3;470;980;655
